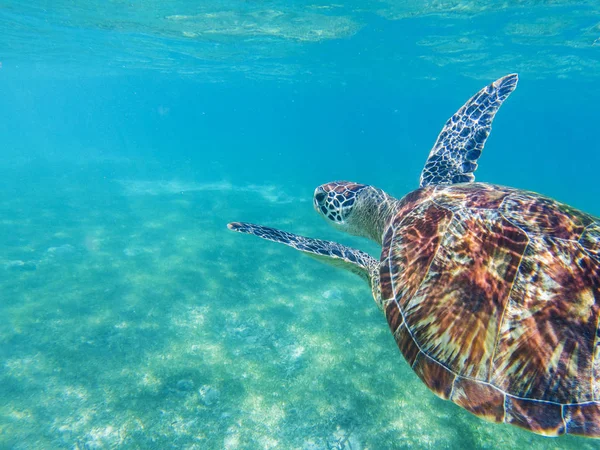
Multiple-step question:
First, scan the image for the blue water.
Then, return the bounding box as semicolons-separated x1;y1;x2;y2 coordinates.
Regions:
1;2;600;449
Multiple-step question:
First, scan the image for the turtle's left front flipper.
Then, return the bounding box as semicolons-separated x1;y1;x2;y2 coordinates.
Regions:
228;222;381;305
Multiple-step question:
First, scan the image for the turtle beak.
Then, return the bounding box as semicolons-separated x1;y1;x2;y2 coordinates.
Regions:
314;188;326;212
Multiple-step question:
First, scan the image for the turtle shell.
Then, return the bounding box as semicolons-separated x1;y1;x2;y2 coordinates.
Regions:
380;182;600;437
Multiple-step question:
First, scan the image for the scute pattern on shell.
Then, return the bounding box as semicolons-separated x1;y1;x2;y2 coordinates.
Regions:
492;238;600;405
381;182;600;437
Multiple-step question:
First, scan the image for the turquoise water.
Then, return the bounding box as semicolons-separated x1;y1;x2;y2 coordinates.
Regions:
1;2;600;449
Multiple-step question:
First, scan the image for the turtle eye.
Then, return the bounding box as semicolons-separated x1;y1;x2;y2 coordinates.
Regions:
315;192;326;203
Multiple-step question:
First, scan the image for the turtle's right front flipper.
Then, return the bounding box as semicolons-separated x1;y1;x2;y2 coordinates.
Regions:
228;222;381;304
420;73;518;187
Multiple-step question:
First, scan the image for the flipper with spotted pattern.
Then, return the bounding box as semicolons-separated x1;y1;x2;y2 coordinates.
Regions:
420;73;518;187
227;222;379;291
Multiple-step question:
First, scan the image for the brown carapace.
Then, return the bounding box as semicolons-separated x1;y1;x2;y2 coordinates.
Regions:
381;182;600;437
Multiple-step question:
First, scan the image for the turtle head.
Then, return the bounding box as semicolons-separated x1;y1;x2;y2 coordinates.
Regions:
314;181;389;241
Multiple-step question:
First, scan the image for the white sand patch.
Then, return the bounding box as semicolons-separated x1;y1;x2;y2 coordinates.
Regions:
117;179;303;204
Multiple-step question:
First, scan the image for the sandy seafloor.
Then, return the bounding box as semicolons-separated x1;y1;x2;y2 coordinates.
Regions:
1;160;599;450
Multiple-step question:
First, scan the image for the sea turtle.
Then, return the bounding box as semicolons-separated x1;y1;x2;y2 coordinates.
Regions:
227;74;600;437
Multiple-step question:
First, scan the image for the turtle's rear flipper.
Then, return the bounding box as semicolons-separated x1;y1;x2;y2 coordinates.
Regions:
228;222;380;299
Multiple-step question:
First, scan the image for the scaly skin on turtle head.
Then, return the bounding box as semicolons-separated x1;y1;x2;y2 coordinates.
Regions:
313;181;398;245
